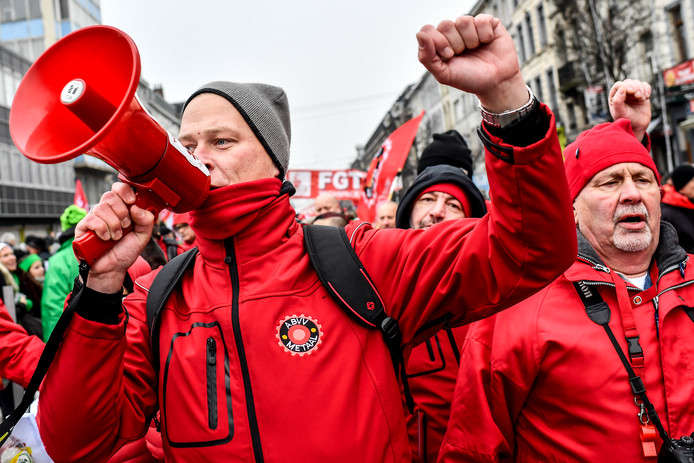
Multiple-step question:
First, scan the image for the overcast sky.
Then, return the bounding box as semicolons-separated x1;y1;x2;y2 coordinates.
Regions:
99;0;475;171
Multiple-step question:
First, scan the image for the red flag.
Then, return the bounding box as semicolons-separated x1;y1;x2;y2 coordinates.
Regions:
159;209;175;230
357;111;424;222
73;179;89;210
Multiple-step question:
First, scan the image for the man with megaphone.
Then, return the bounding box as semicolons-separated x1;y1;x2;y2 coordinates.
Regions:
35;14;576;462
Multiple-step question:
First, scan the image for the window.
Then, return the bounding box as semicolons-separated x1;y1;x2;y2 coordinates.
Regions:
537;3;548;47
11;0;26;21
516;25;526;64
534;76;543;103
454;98;464;121
640;31;654;56
668;4;688;63
28;0;40;19
1;0;11;21
556;28;567;61
567;102;577;130
30;38;44;60
547;68;559;116
526;13;536;56
59;0;68;19
3;70;15;107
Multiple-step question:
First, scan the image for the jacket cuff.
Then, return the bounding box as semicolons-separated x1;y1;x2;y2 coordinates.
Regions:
478;103;554;165
73;279;123;325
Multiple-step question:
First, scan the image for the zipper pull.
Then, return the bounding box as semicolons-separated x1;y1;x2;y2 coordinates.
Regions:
595;264;611;273
207;337;216;365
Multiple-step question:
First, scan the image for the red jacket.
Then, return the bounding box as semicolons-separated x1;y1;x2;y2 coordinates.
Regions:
0;299;43;388
404;325;467;463
440;224;694;462
37;110;575;462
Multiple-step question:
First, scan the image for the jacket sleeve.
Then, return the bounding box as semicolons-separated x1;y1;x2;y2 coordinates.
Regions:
350;104;577;345
0;299;43;388
37;280;158;463
438;296;543;461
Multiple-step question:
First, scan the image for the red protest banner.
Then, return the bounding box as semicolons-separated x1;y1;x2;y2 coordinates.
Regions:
357;111;425;222
287;169;366;200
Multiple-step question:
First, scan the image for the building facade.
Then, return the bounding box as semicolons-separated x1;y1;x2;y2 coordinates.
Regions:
0;0;182;241
0;0;101;62
356;0;694;198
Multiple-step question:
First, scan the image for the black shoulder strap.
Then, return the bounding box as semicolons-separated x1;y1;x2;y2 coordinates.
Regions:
303;225;413;413
304;225;385;327
572;280;670;442
147;247;198;375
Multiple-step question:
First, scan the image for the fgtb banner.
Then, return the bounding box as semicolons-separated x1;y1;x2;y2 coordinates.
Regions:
358;111;425;222
287;169;366;200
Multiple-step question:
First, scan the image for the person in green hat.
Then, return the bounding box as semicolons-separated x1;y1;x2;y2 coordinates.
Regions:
19;253;45;283
40;204;87;341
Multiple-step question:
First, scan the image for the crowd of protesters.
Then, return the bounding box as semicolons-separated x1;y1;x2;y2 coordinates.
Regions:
0;11;693;463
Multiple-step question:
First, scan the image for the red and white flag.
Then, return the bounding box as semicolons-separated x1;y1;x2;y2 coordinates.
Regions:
357;111;424;222
73;179;89;210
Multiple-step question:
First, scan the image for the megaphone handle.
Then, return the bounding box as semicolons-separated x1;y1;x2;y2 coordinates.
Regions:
73;191;163;265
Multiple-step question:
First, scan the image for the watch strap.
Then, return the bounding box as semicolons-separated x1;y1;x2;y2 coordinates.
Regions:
479;85;537;128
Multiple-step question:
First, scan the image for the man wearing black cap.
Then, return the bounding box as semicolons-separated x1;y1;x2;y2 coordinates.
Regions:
395;130;487;462
661;164;694;252
37;14;576;462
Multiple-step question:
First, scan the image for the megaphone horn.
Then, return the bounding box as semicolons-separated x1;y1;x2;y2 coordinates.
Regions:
9;25;210;264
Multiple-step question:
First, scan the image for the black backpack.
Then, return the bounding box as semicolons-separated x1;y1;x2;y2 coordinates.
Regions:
146;225;413;411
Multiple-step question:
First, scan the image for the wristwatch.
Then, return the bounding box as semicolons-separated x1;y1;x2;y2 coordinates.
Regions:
478;85;537;128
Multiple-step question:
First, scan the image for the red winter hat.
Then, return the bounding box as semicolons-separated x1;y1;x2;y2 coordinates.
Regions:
172;213;190;226
417;183;471;217
563;119;660;201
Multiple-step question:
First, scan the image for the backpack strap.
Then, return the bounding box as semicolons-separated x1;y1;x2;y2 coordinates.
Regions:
303;225;414;413
147;247;198;375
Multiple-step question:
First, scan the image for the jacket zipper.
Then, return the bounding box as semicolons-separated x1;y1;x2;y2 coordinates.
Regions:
652;279;694;337
226;240;264;462
206;337;218;430
581;262;694;338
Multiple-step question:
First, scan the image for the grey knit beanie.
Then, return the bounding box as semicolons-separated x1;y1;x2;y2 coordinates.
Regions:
184;81;291;180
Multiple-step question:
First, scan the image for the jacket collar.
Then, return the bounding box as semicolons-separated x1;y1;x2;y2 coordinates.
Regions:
188;178;300;265
575;221;687;280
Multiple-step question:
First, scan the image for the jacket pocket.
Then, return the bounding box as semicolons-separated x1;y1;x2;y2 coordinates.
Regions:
406;333;447;377
206;337;218;430
163;321;233;447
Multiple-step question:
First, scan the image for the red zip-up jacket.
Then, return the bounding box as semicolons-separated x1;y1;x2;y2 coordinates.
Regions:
440;224;694;462
37;105;576;462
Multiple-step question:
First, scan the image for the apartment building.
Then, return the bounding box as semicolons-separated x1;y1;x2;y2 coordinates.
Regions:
0;0;182;239
357;0;694;197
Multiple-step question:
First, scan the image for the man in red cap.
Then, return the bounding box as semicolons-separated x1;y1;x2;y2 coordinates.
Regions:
172;213;197;251
439;80;694;462
395;130;487;463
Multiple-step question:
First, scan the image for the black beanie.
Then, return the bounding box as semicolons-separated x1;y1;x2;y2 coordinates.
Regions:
671;164;694;191
417;130;473;178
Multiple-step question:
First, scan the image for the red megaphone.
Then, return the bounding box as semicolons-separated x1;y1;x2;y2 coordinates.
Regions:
9;25;210;265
